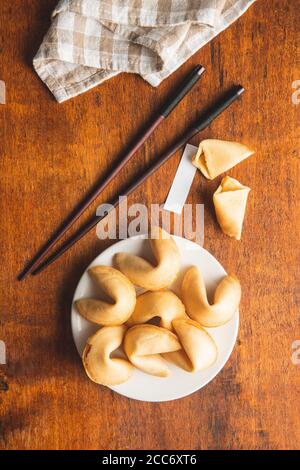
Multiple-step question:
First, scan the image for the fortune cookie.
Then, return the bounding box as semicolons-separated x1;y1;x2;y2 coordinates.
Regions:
213;176;250;240
124;324;181;377
128;290;187;330
192;139;253;180
75;266;136;325
114;227;180;291
82;326;134;386
181;266;241;327
164;319;218;372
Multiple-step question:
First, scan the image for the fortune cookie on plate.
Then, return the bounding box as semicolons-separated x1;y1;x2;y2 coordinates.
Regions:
124;324;181;377
181;266;241;327
75;266;136;325
128;291;187;330
82;326;134;386
213;176;251;240
114;226;180;291
192;139;253;179
164;319;218;372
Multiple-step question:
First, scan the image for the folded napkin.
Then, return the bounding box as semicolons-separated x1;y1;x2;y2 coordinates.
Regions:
33;0;255;102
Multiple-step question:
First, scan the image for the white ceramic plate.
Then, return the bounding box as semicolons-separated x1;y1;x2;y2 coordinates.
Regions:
71;234;239;402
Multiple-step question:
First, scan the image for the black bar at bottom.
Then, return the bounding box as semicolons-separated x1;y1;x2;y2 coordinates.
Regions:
0;450;299;465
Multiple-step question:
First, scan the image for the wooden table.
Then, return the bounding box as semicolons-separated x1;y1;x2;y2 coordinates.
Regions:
0;0;299;450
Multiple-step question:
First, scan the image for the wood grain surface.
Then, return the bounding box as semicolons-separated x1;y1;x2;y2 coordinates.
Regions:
0;0;299;450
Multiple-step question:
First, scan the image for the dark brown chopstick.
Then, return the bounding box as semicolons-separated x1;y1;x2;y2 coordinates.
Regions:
18;65;205;281
30;85;245;276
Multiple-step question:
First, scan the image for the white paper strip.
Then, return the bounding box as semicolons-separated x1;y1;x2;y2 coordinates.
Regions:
163;144;198;214
0;80;6;104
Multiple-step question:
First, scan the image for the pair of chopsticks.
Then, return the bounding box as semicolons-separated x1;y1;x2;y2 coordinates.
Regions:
19;65;244;280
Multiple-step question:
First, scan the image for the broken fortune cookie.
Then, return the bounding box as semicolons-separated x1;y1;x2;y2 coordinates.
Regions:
213;176;251;240
192;139;253;180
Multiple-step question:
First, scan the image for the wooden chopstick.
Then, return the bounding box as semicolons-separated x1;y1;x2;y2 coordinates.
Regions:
30;85;245;276
18;65;205;281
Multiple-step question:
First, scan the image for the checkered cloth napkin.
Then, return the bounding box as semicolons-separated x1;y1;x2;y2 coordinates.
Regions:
33;0;255;103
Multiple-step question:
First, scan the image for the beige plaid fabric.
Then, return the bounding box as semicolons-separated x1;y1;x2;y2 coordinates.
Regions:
33;0;255;102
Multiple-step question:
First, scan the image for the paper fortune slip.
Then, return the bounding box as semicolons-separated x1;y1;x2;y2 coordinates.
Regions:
0;81;5;104
163;144;198;214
